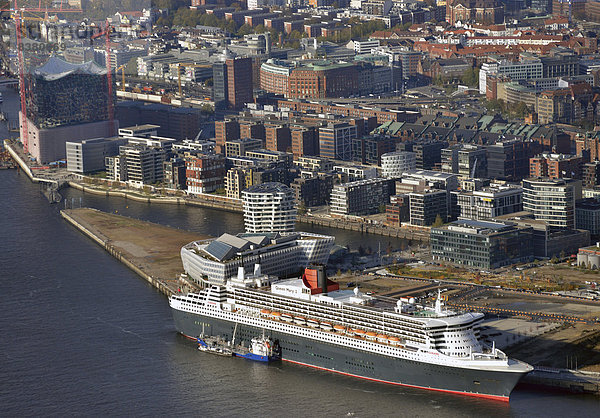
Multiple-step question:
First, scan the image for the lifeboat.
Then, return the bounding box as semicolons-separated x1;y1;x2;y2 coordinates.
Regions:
388;336;400;346
271;311;281;320
354;329;366;338
376;334;389;343
281;313;293;323
365;331;377;341
334;325;345;333
320;322;333;332
294;316;306;326
307;318;320;328
260;309;271;316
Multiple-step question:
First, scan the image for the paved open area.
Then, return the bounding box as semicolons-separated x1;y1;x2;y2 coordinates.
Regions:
64;208;209;281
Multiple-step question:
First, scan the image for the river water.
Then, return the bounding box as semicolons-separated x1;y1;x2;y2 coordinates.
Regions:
1;86;600;416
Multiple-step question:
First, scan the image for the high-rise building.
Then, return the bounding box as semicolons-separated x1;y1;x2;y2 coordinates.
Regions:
212;51;254;110
212;61;228;110
487;140;540;182
319;123;357;161
227;57;253;110
242;182;297;233
522;178;582;229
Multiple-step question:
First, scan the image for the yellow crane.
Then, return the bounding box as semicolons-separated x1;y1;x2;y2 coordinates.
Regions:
177;63;212;97
116;64;127;92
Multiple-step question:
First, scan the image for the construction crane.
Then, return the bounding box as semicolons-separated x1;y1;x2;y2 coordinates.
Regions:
177;63;212;98
116;64;127;92
91;21;115;136
0;0;81;152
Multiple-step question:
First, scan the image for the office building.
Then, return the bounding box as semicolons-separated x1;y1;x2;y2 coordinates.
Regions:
522;178;581;229
431;220;534;270
227;57;253;110
66;137;125;174
291;126;319;158
215;119;241;154
497;211;590;258
486;140;539;182
265;123;291;153
180;231;335;285
212;52;254;110
319;123;357;161
409;189;448;226
576;199;600;236
454;185;523;221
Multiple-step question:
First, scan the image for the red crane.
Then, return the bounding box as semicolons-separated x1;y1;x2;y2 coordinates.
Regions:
1;0;82;153
91;21;115;137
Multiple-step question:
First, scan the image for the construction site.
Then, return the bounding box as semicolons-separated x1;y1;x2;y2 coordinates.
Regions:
26;57;112;129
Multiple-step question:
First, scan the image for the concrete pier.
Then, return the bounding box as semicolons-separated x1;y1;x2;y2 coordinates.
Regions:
521;367;600;394
61;208;208;297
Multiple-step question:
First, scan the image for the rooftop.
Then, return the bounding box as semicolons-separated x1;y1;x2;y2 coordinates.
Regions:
34;57;106;81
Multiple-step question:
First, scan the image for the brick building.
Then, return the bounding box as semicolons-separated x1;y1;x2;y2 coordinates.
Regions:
186;154;226;194
288;61;358;99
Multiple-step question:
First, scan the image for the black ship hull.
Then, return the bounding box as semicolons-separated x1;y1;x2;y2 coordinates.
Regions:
172;309;527;401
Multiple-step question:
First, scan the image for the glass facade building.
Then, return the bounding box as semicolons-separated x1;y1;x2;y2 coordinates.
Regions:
431;220;534;269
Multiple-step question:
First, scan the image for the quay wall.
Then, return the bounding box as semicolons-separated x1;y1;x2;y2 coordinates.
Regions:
521;367;600;395
297;215;430;243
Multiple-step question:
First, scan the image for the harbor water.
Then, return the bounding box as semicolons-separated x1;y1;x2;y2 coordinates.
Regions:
1;87;600;416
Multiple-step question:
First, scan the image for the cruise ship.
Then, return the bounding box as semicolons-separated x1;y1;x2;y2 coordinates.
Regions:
169;264;532;401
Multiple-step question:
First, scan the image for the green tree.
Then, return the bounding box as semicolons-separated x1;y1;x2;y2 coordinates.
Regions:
513;102;529;119
125;57;138;76
460;68;479;87
297;201;307;215
237;24;253;37
432;214;444;228
200;103;214;114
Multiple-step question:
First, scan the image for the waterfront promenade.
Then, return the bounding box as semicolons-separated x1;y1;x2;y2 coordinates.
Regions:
4;138;430;242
